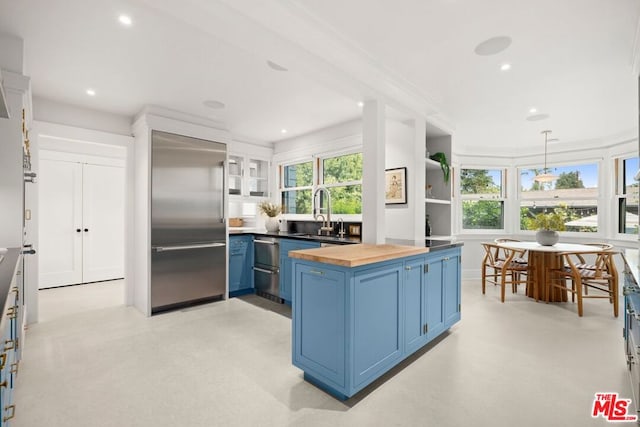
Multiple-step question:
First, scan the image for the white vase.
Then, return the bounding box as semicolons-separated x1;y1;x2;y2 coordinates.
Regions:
265;216;280;233
536;230;559;246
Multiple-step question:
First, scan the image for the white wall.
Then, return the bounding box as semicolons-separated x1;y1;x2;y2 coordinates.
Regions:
33;97;132;136
384;120;417;240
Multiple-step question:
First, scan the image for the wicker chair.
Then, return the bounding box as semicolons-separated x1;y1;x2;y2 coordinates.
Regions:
548;250;618;317
482;242;530;302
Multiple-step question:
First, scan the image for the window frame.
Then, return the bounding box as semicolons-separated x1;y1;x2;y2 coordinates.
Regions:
458;167;507;233
517;160;601;236
278;148;363;221
614;154;639;239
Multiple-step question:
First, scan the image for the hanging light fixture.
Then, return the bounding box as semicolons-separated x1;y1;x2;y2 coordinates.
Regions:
534;130;558;183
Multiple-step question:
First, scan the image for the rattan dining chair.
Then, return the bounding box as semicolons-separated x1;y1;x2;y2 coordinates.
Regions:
548;250;619;317
482;242;530;302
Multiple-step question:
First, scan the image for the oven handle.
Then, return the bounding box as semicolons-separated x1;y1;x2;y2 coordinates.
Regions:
254;239;279;245
253;266;279;274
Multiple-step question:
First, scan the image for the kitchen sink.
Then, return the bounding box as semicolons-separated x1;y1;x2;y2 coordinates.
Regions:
288;232;359;245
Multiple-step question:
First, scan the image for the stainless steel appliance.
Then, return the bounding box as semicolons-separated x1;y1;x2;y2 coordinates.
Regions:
253;236;280;301
151;130;227;313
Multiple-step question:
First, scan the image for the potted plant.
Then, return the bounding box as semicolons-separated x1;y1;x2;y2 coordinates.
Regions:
529;209;566;246
429;152;450;184
258;201;282;233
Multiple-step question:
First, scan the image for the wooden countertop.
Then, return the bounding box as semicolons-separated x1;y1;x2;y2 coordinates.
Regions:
288;243;429;267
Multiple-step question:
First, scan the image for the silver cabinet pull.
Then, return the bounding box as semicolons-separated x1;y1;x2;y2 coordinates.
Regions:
153;243;225;252
309;269;324;275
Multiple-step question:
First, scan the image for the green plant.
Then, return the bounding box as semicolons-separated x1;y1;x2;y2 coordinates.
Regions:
258;201;281;217
429;152;450;183
529;210;566;231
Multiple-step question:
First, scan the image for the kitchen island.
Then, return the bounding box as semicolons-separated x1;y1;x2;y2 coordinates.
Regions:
289;241;462;400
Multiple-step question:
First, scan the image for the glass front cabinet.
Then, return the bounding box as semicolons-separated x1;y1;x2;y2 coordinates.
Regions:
228;154;269;198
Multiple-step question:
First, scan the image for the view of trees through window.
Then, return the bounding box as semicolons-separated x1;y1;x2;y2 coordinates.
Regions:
323;153;362;214
520;163;598;232
461;169;504;229
281;161;313;214
280;152;362;215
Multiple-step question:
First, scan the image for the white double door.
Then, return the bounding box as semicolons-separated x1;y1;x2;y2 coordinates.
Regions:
39;158;125;288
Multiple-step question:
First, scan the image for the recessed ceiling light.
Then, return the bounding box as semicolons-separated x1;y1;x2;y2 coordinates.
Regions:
526;113;550;122
474;36;512;56
529;107;537;113
86;89;96;96
203;100;225;109
281;129;288;134
500;63;511;71
118;14;133;26
357;101;364;107
267;60;288;72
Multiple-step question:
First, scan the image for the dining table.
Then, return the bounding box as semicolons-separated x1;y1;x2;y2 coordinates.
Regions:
496;241;600;302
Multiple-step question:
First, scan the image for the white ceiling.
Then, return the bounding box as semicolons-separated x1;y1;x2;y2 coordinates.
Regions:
0;0;638;154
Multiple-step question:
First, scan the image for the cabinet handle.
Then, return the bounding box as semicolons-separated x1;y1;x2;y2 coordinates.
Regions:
405;266;412;271
309;269;324;275
4;340;14;351
443;257;450;261
3;405;15;422
6;307;16;320
10;362;18;375
84;228;89;232
76;228;81;233
0;354;6;370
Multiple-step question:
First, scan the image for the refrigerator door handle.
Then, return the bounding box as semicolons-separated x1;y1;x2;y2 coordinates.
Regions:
153;243;226;252
221;160;226;223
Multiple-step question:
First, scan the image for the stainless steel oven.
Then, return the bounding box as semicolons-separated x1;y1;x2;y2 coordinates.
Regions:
253;236;281;302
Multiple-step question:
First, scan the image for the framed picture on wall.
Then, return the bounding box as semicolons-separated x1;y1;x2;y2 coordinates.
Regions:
385;167;407;205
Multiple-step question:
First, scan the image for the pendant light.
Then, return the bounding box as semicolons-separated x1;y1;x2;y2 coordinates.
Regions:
534;130;558;183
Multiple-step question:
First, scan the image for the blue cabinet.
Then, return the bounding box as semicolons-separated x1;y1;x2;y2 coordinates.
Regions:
279;239;320;303
292;246;462;400
228;235;253;296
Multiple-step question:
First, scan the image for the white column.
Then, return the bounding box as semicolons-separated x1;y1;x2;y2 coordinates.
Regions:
412;119;426;241
362;100;386;244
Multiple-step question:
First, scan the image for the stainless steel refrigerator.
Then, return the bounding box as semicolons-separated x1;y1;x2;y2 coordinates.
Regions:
150;130;226;314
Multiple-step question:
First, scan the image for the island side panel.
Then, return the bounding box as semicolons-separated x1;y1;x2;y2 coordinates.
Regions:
292;262;347;390
351;262;404;389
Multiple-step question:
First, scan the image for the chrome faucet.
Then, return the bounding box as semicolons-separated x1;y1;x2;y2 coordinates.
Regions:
337;218;345;238
313;186;332;236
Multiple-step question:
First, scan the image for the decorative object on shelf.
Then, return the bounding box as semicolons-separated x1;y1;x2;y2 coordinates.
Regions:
530;209;566;246
425;214;432;237
533;130;558;183
385;167;407;205
229;218;243;227
429;152;450;183
258;201;282;232
426;184;433;199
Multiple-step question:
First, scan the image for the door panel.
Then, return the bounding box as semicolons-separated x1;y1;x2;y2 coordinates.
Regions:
82;164;125;283
39;159;83;288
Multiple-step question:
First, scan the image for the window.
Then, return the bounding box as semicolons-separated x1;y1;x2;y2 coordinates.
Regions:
279;152;363;215
616;156;639;235
280;161;313;214
460;168;504;230
321;152;362;214
519;162;598;232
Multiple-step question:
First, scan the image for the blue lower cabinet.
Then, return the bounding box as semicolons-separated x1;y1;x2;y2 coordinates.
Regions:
279;239;320;303
228;235;253;297
292;247;462;400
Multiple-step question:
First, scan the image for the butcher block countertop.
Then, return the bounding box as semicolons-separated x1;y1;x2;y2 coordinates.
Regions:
288;243;429;267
